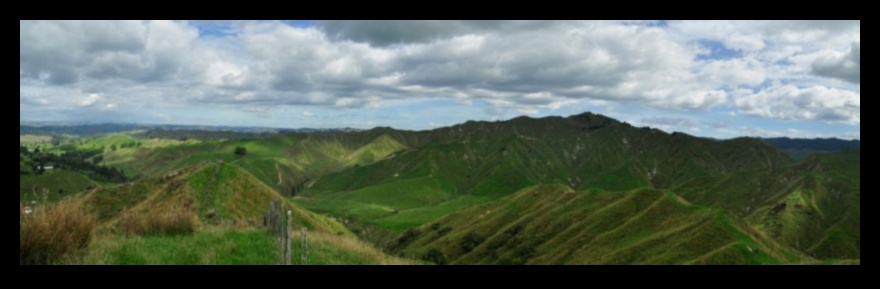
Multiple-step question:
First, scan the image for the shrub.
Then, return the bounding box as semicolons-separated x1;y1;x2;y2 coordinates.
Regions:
423;249;447;265
120;206;198;237
460;232;486;254
20;200;98;265
234;146;247;156
389;228;422;253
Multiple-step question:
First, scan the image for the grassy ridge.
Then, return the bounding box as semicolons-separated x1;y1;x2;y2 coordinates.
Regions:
98;133;407;199
85;162;348;236
81;228;279;265
400;186;805;265
748;150;860;260
64;162;410;265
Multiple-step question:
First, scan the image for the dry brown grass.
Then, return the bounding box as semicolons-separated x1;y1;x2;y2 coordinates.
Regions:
307;231;416;265
121;206;198;237
20;199;98;265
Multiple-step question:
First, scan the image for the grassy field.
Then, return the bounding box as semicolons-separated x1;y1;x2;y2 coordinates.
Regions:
81;228;278;265
20;135;53;145
20;171;97;204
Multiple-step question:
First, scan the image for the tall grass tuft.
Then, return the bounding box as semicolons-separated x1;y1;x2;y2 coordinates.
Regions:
20;200;98;265
121;206;198;237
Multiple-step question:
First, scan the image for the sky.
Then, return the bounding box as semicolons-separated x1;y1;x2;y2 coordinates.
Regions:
20;20;859;140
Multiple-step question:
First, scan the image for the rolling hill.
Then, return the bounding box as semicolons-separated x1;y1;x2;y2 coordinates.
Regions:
53;161;413;265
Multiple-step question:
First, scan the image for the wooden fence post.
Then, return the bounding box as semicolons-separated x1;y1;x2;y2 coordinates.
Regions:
286;210;292;266
301;227;308;265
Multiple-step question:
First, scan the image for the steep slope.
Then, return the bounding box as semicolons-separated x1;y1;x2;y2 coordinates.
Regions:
398;186;806;265
748;150;860;260
298;112;793;230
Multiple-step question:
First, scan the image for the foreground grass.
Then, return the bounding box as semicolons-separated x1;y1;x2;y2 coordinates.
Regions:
289;231;418;265
81;228;278;265
21;200;98;265
79;227;418;265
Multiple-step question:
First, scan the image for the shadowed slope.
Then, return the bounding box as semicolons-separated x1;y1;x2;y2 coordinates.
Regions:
400;186;806;265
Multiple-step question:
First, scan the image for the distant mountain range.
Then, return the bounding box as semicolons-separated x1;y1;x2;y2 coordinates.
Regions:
19;123;362;137
763;138;860;159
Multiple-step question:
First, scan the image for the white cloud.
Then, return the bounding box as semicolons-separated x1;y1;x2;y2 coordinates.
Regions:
19;20;861;133
79;94;101;107
725;33;766;52
734;85;860;124
813;42;860;84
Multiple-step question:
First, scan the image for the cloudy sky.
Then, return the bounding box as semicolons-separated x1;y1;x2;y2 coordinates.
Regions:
20;20;859;140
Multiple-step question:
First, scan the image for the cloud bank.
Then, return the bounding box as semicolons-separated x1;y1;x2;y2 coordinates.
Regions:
20;20;860;138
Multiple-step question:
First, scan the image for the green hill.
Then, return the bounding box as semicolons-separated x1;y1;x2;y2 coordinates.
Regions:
397;186;807;265
297;113;793;230
293;113;857;262
84;161;347;234
98;132;407;198
35;161;412;265
748;150;860;260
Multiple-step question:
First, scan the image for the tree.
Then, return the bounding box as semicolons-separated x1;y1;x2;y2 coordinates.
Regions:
20;146;29;155
234;146;247;156
110;145;117;151
93;155;104;165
